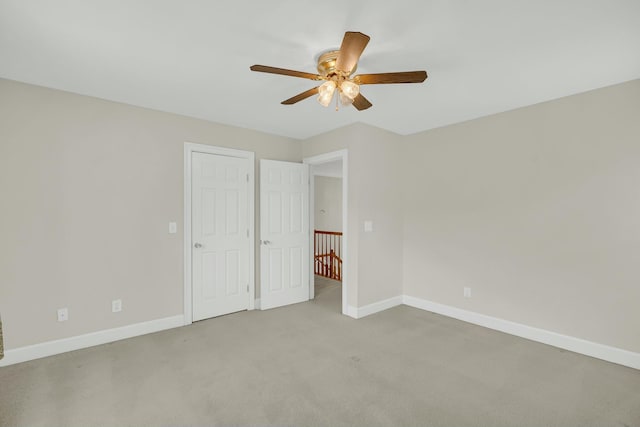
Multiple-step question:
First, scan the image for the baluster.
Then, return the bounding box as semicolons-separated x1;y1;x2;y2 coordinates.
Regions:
329;249;333;279
323;233;326;277
338;234;341;281
330;235;333;278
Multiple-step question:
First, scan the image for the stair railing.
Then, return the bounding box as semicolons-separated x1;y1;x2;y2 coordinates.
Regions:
314;230;342;281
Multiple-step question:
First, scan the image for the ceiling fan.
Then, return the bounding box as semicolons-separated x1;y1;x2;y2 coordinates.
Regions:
250;31;428;111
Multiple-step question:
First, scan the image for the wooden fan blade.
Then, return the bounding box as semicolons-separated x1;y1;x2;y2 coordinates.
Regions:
352;93;372;111
353;71;427;85
335;32;370;75
250;65;323;81
281;87;319;105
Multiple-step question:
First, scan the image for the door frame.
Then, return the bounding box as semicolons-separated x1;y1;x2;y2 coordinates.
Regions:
183;142;255;325
303;149;348;316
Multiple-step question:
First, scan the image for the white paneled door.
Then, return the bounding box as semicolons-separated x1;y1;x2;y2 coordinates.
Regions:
260;160;310;310
192;152;250;321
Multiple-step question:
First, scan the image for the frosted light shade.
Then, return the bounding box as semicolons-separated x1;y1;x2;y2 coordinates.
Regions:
339;91;354;106
340;80;359;99
318;91;334;107
318;80;336;96
318;80;337;107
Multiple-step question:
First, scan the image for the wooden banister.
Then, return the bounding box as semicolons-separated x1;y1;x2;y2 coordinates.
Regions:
314;230;342;281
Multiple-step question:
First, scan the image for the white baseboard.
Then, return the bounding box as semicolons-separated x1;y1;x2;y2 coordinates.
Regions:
254;298;261;310
4;297;637;371
402;295;640;371
0;315;184;367
346;305;358;319
349;295;403;319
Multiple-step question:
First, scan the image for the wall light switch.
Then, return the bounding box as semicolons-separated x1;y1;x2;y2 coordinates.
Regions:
464;287;472;298
169;222;177;234
57;308;69;322
364;221;373;232
112;299;122;313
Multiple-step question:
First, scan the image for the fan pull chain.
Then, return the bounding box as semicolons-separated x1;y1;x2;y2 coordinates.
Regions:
335;90;339;111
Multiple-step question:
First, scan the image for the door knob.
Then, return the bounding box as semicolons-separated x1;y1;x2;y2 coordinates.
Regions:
194;242;203;248
261;240;271;245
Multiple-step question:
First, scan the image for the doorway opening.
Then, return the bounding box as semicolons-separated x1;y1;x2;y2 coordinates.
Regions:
304;150;348;316
313;173;343;311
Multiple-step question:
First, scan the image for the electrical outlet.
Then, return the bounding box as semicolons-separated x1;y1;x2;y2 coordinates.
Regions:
57;308;69;322
112;299;122;313
464;287;471;298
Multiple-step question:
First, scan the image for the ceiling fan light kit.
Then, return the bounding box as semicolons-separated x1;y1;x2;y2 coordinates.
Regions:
250;31;428;111
340;80;360;99
339;90;355;107
318;80;337;107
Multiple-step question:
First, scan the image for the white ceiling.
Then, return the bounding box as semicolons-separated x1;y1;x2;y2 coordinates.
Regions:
1;0;639;140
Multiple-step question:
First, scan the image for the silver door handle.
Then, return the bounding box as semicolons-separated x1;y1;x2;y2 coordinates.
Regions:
194;242;203;248
261;240;271;245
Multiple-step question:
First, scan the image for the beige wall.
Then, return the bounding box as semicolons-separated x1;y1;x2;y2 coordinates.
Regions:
0;79;300;349
303;124;405;307
402;79;640;353
314;176;342;232
3;75;639;357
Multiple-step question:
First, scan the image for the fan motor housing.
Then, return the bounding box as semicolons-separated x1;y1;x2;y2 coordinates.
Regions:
316;50;356;77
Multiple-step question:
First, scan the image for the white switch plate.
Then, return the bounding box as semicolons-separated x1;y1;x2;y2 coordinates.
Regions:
169;222;177;234
464;287;471;298
364;220;373;232
112;299;122;313
57;308;68;322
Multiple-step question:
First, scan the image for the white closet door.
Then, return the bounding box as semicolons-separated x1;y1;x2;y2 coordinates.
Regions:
192;152;250;321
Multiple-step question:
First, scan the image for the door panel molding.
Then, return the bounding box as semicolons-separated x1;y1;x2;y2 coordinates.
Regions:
260;159;310;310
184;142;255;325
191;153;249;320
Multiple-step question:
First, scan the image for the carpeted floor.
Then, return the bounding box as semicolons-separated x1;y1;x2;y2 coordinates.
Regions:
1;280;639;427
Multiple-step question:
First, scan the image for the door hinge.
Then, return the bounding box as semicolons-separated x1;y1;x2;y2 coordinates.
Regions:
246;284;249;293
246;173;249;182
246;229;249;238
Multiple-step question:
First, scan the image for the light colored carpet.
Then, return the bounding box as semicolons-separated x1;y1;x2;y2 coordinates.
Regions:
313;274;341;303
1;282;639;427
